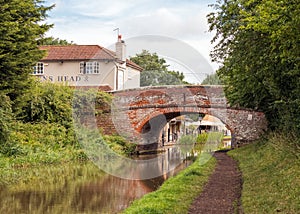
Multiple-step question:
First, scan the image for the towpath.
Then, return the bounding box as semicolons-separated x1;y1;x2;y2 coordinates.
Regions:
188;151;243;213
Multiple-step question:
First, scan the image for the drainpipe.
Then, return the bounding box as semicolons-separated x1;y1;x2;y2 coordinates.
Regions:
115;64;118;91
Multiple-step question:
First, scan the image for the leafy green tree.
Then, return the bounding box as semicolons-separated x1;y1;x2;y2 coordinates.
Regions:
201;73;222;85
208;0;300;133
39;36;75;45
130;50;188;86
0;0;53;103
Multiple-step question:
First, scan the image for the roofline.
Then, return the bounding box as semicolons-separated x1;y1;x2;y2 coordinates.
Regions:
40;59;116;62
127;62;143;71
39;44;143;72
39;44;116;60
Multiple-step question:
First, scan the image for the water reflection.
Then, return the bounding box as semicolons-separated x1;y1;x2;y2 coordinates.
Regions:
0;147;194;213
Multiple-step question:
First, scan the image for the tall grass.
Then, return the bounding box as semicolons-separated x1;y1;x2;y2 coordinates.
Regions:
228;133;300;213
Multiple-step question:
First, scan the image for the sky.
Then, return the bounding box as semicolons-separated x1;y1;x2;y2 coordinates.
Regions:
44;0;219;83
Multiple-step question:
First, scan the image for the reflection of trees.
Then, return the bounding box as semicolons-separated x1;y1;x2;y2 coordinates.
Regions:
72;176;154;213
0;148;192;213
0;164;154;213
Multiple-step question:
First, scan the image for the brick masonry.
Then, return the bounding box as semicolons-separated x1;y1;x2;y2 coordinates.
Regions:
97;85;268;149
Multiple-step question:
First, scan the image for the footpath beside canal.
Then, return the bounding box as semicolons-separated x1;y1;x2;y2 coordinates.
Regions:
188;151;242;213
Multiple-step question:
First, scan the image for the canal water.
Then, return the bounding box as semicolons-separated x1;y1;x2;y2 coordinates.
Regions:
0;147;194;214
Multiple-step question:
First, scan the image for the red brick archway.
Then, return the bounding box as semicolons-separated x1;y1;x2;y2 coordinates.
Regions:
98;85;267;149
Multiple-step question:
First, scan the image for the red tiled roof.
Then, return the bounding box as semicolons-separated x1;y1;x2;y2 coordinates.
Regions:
126;59;143;71
39;45;115;61
39;45;143;72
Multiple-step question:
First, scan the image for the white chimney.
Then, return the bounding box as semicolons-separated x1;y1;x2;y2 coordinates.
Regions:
115;34;126;62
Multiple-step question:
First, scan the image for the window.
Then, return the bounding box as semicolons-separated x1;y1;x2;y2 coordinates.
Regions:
80;61;100;74
33;62;44;75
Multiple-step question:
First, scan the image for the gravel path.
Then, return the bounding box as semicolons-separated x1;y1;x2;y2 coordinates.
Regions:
188;151;243;214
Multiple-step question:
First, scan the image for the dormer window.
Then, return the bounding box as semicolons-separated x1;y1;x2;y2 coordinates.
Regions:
79;61;100;74
33;62;44;75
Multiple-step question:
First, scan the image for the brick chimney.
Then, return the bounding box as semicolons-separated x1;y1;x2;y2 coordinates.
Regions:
115;34;126;62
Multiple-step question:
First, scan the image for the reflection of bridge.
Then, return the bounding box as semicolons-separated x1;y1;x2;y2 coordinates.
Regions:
97;85;267;149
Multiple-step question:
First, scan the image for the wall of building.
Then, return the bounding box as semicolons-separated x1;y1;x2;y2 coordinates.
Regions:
124;67;141;89
37;60;140;90
37;60;116;89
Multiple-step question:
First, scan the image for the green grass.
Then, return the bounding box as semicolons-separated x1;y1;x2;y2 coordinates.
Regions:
122;153;216;214
228;133;300;213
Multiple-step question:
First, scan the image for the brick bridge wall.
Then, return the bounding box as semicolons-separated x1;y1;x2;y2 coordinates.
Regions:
97;85;268;149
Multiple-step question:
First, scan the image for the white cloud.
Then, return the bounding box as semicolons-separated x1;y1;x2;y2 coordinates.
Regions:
44;0;218;73
72;1;133;18
119;7;209;39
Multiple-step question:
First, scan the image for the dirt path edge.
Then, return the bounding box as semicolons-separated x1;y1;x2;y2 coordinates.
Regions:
188;150;243;214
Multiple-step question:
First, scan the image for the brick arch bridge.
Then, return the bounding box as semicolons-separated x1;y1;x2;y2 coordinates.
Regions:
97;85;267;149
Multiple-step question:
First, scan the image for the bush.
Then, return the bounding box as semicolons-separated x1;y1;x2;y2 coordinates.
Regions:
273;99;300;139
197;133;208;144
17;81;73;128
10;122;77;149
103;135;137;155
196;132;224;144
0;93;21;156
0;93;12;144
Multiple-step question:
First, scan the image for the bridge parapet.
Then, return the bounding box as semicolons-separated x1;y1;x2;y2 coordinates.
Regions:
112;85;228;109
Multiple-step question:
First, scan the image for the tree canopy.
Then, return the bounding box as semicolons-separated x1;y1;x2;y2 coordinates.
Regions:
39;36;75;45
0;0;53;102
130;50;188;86
208;0;300;133
201;73;222;85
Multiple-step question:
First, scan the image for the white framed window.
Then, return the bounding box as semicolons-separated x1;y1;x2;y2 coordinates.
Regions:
79;61;100;74
33;62;44;75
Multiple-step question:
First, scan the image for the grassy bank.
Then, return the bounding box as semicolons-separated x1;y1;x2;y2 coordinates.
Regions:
228;133;300;213
122;153;216;214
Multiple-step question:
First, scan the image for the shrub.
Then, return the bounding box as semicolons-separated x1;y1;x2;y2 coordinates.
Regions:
103;135;137;155
0;93;23;156
196;132;224;144
196;133;208;144
17;81;73;128
0;92;12;145
179;135;196;144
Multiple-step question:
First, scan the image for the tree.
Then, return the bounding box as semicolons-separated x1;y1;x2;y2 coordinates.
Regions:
130;50;188;86
201;73;222;85
207;0;300;133
0;0;53;104
39;36;75;45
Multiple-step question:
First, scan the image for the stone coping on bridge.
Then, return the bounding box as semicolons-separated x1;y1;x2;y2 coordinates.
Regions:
111;84;225;93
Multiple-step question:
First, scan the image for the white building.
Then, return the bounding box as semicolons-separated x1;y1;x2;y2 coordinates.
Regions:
33;35;143;91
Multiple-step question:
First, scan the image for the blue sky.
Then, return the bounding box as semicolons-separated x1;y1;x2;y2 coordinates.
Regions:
44;0;218;83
